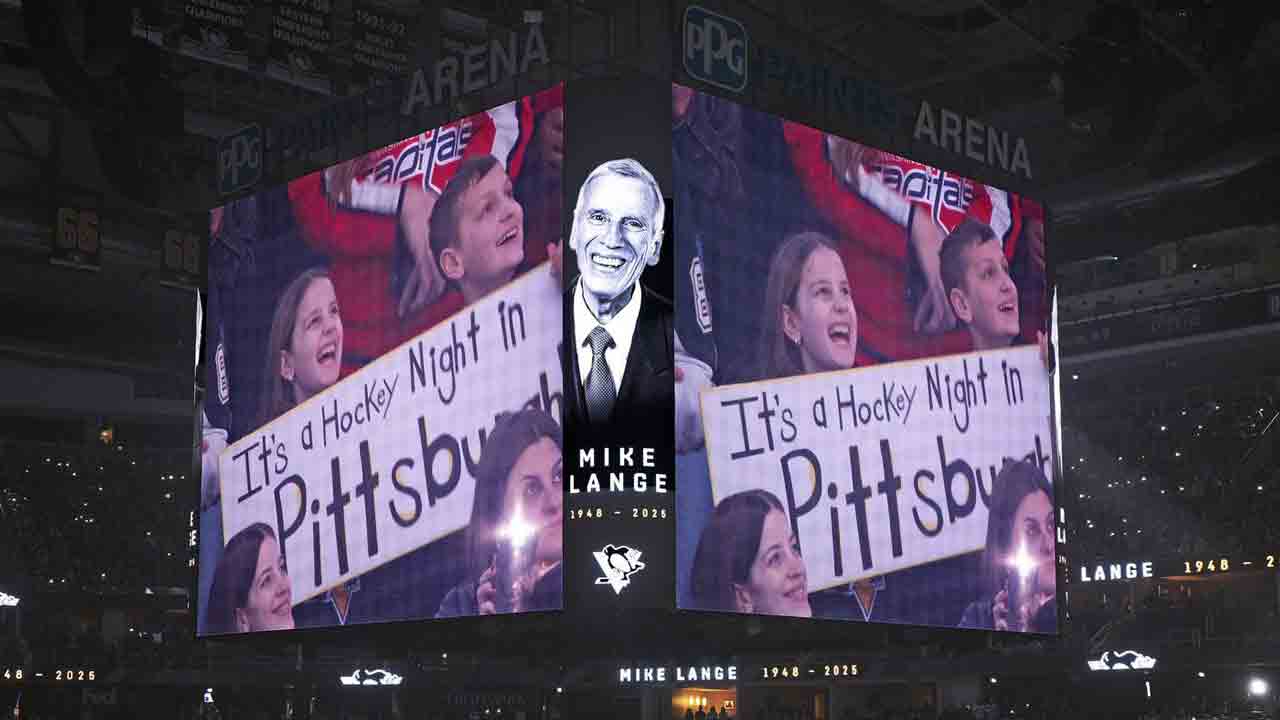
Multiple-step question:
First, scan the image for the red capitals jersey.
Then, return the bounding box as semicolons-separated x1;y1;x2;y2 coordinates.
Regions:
786;124;1035;365
288;85;561;374
868;153;1040;342
366;102;525;197
869;152;1023;261
785;121;971;365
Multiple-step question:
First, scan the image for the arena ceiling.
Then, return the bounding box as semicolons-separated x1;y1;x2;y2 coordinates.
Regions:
0;0;1275;399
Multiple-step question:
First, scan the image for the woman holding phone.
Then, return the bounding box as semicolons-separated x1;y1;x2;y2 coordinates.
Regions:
436;408;564;617
960;459;1057;631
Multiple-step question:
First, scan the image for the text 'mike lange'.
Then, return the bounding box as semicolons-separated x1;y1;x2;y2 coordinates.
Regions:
569;447;668;493
619;665;738;683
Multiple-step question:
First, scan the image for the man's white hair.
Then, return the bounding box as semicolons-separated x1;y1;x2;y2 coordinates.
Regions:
573;158;665;236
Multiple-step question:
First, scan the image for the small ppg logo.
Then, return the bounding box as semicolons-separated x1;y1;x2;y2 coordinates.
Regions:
217;124;262;195
594;544;646;595
683;5;748;93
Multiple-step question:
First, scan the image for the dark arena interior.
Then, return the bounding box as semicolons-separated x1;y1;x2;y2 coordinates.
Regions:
1;1;1280;719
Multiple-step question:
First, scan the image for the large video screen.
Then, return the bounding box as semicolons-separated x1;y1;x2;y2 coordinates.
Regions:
673;84;1057;633
197;85;565;636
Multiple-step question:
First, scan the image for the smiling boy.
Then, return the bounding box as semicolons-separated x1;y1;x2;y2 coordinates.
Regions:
940;218;1021;351
429;154;527;306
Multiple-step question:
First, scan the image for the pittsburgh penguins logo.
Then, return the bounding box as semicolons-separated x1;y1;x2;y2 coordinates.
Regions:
594;544;646;595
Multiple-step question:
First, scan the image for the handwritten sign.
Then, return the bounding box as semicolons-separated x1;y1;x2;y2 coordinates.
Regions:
219;264;563;603
701;345;1052;590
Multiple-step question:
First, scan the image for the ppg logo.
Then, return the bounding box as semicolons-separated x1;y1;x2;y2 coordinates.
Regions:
683;6;748;92
218;125;262;195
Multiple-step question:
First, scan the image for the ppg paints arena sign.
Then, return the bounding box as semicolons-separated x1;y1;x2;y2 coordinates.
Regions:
218;23;550;195
681;4;1034;181
619;665;738;684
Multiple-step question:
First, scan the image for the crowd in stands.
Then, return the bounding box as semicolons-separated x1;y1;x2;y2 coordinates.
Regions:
0;437;190;592
1056;225;1277;300
1065;379;1280;565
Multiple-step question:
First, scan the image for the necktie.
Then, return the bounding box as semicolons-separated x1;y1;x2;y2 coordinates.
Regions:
585;326;616;423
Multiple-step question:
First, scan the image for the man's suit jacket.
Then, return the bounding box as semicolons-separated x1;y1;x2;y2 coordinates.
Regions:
563;281;673;437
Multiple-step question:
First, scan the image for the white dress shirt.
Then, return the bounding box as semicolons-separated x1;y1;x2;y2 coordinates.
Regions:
574;279;643;396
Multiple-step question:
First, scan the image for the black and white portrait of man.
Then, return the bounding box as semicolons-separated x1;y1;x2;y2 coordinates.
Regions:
563;158;673;429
